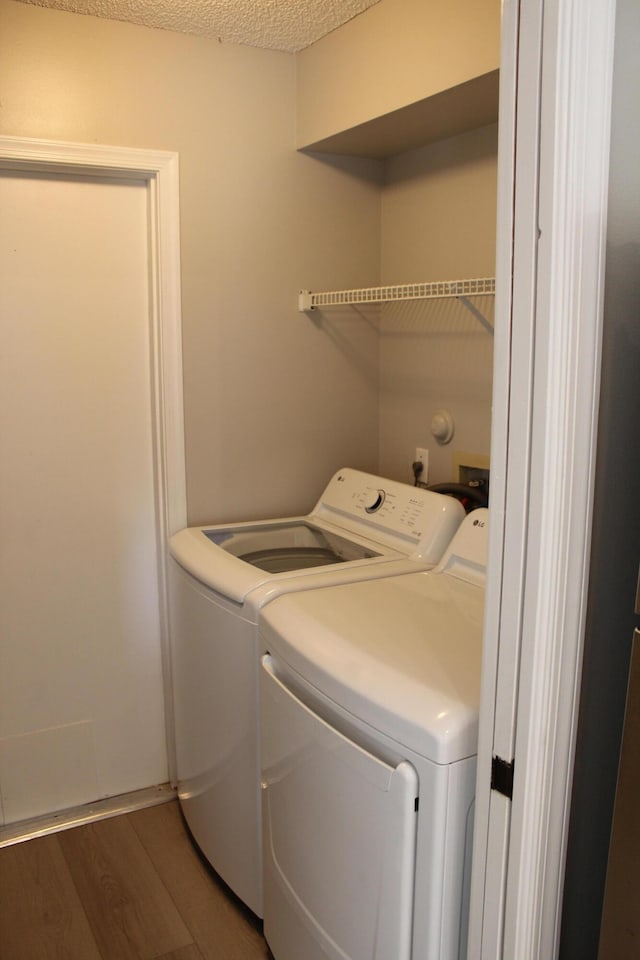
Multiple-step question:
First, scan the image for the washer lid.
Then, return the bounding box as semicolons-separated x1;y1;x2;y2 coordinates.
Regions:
204;521;381;571
260;570;485;764
168;469;465;602
169;518;399;603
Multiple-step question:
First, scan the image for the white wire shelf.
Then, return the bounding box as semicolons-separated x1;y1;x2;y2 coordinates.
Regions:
298;276;495;333
298;277;495;310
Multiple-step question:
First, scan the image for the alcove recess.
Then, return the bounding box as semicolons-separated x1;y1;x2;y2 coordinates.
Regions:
298;70;499;161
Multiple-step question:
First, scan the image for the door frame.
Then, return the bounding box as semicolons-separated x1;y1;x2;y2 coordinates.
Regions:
0;136;186;781
467;0;618;957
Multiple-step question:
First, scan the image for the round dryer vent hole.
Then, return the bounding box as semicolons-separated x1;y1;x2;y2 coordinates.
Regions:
431;409;455;445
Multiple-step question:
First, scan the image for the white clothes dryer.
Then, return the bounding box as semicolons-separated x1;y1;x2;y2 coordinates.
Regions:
259;509;488;960
167;468;464;916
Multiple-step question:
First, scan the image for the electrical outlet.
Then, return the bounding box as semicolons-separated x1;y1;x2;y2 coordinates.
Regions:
415;447;429;483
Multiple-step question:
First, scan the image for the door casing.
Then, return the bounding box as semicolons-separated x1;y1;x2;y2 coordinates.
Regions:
0;136;186;786
467;1;618;957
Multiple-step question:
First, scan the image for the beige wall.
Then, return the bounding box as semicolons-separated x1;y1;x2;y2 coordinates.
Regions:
0;0;382;524
1;0;499;515
296;0;500;149
296;0;499;494
378;124;498;485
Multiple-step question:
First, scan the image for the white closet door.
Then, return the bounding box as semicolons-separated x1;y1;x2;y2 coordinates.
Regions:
0;171;168;823
261;656;417;960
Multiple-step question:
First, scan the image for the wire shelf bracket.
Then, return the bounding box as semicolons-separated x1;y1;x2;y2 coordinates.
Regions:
298;277;495;334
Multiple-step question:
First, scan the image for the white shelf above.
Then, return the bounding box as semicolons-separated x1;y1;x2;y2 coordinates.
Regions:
298;277;495;333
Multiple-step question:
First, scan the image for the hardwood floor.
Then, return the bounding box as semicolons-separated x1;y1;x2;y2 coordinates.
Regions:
0;800;271;960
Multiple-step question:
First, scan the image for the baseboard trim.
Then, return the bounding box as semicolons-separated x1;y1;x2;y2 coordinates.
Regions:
0;783;177;847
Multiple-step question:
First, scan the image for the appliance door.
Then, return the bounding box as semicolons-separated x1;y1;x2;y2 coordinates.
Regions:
205;521;382;572
261;655;418;960
169;519;391;605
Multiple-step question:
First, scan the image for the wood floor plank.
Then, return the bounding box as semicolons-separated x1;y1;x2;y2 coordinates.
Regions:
58;813;193;960
154;946;205;960
0;833;102;960
129;801;270;960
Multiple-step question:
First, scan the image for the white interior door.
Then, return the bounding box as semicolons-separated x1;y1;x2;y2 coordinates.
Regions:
0;165;176;824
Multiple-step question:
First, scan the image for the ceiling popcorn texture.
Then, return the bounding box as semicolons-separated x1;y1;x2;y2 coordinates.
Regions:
16;0;382;51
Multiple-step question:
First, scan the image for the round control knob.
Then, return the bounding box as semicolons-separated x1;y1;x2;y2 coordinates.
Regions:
364;489;385;513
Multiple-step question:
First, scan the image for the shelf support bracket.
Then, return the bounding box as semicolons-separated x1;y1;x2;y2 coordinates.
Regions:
457;295;494;335
298;290;314;312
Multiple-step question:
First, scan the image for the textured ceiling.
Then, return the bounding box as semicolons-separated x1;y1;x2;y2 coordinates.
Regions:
17;0;382;51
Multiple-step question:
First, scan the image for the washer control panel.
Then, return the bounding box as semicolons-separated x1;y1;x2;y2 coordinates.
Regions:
315;468;462;548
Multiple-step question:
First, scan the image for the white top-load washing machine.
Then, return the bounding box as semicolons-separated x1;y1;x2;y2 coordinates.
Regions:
167;468;464;917
259;508;488;960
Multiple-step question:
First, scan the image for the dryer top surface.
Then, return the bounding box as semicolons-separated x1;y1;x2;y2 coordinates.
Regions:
261;571;485;764
260;513;488;764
